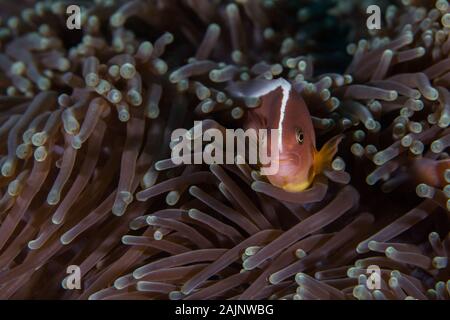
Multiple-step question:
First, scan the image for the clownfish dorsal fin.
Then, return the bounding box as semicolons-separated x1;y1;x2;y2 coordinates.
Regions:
226;78;291;98
313;134;344;176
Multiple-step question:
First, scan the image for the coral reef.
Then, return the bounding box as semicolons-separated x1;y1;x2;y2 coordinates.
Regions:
0;0;448;300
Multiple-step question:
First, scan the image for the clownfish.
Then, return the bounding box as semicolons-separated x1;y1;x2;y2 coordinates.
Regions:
228;78;343;192
411;157;450;188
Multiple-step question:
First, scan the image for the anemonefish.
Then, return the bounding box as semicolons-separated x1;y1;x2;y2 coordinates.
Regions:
227;78;343;192
411;157;450;188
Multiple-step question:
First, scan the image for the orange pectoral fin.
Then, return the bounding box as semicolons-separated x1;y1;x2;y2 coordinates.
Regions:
314;134;344;175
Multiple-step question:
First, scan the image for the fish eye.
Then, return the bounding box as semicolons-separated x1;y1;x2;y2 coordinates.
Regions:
295;127;304;144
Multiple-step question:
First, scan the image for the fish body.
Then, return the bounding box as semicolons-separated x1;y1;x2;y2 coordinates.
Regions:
228;78;342;192
411;157;450;188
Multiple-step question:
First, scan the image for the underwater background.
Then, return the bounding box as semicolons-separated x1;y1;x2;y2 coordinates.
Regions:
0;0;448;300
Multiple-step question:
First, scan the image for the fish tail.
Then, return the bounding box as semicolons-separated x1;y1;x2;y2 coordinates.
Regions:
412;157;450;188
314;134;344;175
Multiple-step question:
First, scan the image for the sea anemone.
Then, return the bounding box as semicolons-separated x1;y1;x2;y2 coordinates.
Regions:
0;0;448;300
